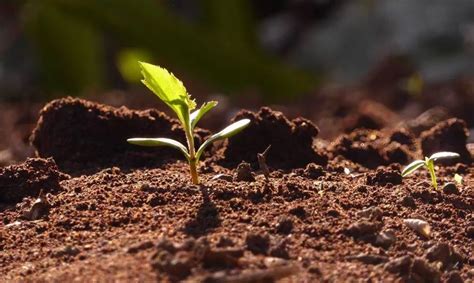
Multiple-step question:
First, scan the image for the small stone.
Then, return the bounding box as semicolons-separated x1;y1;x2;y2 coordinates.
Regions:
375;229;397;249
442;182;459;194
346;221;382;238
404;218;431;238
425;242;464;270
234;162;255;182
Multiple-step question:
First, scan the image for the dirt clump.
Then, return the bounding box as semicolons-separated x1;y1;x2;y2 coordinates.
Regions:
0;158;66;203
420;118;472;164
30;97;209;173
219;107;327;169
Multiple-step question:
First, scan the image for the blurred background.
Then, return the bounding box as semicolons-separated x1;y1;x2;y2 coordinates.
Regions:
1;0;474;164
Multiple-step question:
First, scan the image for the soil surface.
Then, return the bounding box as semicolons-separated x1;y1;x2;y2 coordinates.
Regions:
1;98;473;282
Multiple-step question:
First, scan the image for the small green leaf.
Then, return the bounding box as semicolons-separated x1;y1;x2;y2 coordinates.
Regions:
429;151;460;161
190;101;218;129
454;173;463;185
401;159;426;177
139;62;196;127
196;119;250;161
127;137;189;160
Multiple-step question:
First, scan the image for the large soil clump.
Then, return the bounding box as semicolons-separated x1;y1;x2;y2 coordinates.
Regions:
30;97;209;173
219;107;327;169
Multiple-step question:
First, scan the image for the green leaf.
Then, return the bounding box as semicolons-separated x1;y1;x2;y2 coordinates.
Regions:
429;151;460;161
190;101;218;129
139;62;196;127
401;159;426;177
454;173;463;185
127;137;189;160
196;118;250;161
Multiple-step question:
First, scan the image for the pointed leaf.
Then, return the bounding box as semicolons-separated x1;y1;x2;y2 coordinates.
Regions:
429;151;460;161
401;159;426;177
190;101;217;129
139;62;196;127
127;137;189;160
196;119;250;161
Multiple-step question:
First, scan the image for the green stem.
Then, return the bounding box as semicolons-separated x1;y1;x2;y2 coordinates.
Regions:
185;125;199;184
427;160;437;189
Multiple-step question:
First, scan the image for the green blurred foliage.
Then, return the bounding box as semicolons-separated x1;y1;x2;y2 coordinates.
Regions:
22;0;316;100
23;1;104;95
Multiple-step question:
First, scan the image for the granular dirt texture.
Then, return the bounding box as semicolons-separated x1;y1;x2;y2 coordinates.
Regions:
0;157;66;204
30;97;209;173
218;107;327;169
420;118;472;164
1;161;472;282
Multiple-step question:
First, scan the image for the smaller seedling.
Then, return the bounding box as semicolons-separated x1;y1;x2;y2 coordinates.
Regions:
401;152;460;189
127;62;250;185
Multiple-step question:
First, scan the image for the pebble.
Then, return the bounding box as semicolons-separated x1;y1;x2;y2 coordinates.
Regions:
346;221;382;238
404;218;431;238
425;242;464;270
375;229;397;249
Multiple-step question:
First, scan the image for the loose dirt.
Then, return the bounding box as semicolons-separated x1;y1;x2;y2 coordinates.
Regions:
1;99;473;282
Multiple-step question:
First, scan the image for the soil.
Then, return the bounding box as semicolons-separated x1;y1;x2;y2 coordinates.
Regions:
1;98;473;282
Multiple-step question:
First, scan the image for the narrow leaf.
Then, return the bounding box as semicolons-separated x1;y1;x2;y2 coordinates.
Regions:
401;160;426;177
127;137;189;160
139;62;196;126
190;101;218;129
429;151;460;161
196;119;250;161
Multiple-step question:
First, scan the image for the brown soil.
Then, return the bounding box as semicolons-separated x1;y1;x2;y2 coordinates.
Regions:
1;99;473;282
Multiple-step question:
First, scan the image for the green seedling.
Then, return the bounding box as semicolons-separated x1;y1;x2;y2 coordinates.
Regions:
127;62;250;184
401;152;460;189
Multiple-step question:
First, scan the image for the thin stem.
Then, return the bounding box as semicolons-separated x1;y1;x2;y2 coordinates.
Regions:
427;159;437;189
190;159;199;184
185;123;199;184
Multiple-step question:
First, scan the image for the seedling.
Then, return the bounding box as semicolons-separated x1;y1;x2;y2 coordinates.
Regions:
401;152;460;189
127;62;250;184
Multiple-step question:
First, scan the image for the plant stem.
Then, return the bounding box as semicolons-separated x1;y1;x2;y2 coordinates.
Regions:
427;160;437;189
190;159;199;185
185;125;199;184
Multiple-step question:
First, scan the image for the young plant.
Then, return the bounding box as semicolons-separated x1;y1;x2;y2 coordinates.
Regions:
127;62;250;184
401;152;460;189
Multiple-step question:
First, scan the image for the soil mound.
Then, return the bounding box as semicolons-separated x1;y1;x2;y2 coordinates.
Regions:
30;97;209;173
0;158;66;203
420;118;472;164
219;107;327;169
329;129;416;169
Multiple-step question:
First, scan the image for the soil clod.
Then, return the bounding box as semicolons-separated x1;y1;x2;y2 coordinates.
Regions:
0;158;65;204
233;162;255;182
220;107;327;169
420;118;472;164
